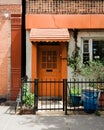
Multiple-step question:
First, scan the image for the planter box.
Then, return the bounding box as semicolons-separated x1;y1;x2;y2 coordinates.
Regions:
70;95;82;107
99;91;104;107
18;107;36;115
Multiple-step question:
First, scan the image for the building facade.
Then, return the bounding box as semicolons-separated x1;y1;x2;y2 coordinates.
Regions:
0;0;104;100
26;0;104;80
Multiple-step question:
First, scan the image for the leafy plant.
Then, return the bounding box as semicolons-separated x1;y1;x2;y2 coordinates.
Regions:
22;83;34;107
67;46;81;77
81;60;104;81
70;86;82;96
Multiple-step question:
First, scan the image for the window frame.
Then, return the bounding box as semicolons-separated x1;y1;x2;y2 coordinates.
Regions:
82;38;104;63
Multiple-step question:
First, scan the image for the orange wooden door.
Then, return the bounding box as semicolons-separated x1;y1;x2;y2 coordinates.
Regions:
38;45;62;96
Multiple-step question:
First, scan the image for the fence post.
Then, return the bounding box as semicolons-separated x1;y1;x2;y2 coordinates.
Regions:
63;79;67;115
21;78;25;106
34;78;38;112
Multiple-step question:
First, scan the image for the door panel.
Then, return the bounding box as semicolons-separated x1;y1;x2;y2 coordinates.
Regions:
38;45;62;96
38;46;61;80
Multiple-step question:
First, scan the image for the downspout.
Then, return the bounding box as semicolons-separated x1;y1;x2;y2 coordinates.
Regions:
21;0;26;77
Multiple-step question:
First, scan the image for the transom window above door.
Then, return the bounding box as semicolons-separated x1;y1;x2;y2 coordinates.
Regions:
42;51;57;69
82;39;104;63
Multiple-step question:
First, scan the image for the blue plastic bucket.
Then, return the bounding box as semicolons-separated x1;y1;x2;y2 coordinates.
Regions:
82;90;99;113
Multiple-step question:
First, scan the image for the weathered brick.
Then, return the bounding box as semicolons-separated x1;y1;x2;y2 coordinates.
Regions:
26;0;104;14
0;5;21;14
0;19;8;97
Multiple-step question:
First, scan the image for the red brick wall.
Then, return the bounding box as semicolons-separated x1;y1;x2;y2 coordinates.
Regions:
26;0;104;14
0;18;8;97
10;14;22;100
0;5;21;14
0;4;22;99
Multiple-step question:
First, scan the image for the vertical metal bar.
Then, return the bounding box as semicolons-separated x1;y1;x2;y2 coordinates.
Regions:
73;79;75;111
41;79;42;110
50;79;51;110
63;79;67;115
46;79;47;110
63;80;65;111
34;78;38;112
54;79;55;110
21;80;23;106
77;79;80;111
58;80;59;110
69;79;71;111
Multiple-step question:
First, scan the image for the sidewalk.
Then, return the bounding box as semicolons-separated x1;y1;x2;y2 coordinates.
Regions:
0;106;104;130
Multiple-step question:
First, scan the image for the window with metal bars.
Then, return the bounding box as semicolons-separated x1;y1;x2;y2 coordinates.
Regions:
26;0;104;14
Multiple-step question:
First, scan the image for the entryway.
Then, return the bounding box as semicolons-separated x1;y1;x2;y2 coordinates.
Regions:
29;28;69;113
37;43;62;97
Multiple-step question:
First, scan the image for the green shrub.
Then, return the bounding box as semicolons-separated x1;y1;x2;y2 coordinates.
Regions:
70;86;81;96
22;83;34;107
81;60;104;81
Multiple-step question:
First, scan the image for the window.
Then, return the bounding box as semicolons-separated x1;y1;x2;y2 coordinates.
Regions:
93;40;104;60
42;51;57;69
83;40;89;63
82;39;104;63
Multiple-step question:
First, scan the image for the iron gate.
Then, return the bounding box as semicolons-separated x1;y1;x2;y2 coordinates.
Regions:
34;79;67;114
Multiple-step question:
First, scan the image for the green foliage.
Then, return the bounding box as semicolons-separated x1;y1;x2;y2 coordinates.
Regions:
81;60;104;81
67;46;81;76
94;110;101;116
70;86;82;96
22;83;34;107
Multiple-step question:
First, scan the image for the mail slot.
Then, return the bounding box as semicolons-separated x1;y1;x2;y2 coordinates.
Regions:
46;69;53;72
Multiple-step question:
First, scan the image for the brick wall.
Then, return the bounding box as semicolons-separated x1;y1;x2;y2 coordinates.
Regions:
0;3;22;99
26;0;104;14
0;5;21;14
0;17;8;98
0;0;21;4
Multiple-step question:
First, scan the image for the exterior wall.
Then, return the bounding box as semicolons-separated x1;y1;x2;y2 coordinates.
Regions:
10;14;22;100
26;14;104;29
26;30;32;80
0;3;22;100
26;0;104;14
0;0;21;4
0;5;21;14
68;30;104;79
0;18;10;98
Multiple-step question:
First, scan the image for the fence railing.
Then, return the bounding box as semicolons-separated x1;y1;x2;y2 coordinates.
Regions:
19;78;104;114
67;79;104;113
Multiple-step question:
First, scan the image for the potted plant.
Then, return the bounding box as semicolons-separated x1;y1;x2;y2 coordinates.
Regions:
81;60;104;113
70;85;82;106
21;83;35;114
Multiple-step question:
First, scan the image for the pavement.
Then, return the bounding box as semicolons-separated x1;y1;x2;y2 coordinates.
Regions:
0;106;104;130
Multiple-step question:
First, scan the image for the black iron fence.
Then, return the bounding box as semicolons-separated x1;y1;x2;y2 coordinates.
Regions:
19;78;104;115
67;79;104;114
